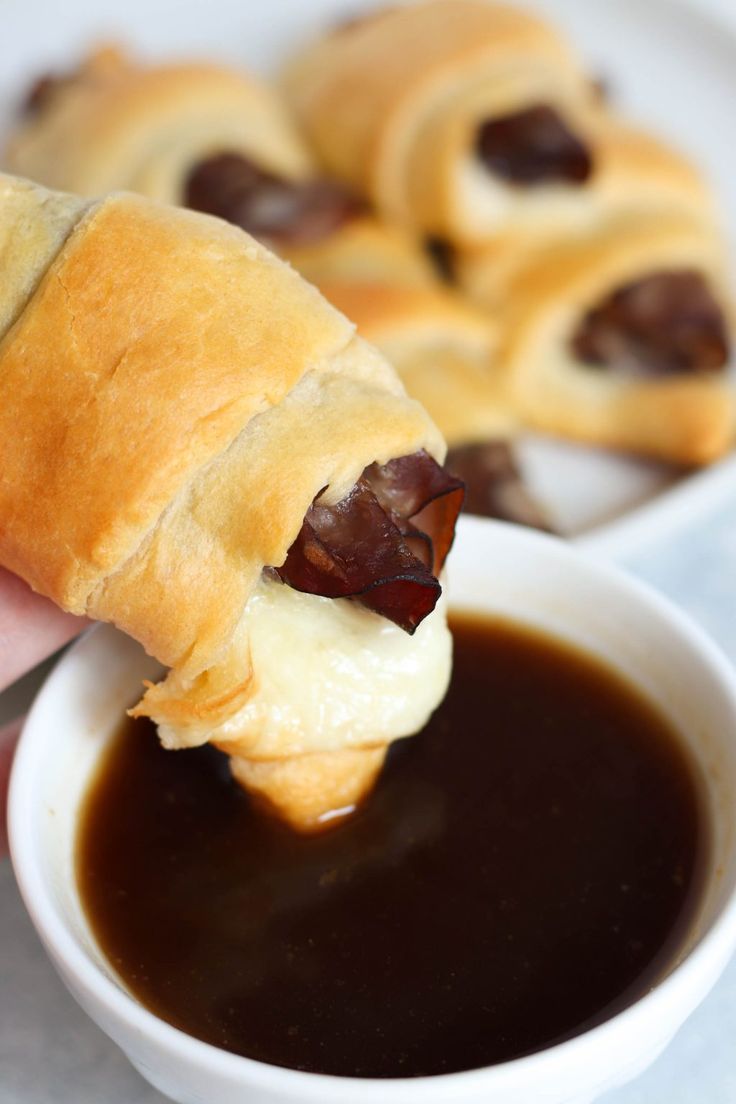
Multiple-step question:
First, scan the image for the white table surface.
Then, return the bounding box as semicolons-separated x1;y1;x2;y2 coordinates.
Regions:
3;0;736;1099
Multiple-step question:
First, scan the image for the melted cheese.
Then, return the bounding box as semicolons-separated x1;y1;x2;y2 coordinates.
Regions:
158;575;452;759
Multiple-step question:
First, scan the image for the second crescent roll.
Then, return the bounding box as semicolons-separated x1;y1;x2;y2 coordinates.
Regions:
0;172;457;830
457;118;718;308
283;216;508;444
498;216;734;464
6;46;366;255
283;0;712;246
283;215;438;290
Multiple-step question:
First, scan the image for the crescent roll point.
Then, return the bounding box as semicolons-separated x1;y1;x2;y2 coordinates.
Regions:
283;1;714;249
498;215;735;464
0;172;457;831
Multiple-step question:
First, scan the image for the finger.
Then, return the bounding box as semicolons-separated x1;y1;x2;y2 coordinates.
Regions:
0;715;24;858
0;569;87;694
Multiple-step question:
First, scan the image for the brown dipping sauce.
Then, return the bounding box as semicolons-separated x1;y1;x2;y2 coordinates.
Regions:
76;614;705;1078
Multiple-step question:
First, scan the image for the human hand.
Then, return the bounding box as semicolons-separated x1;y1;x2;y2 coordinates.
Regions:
0;568;87;856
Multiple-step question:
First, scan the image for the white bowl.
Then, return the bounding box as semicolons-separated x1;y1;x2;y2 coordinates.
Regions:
9;517;736;1104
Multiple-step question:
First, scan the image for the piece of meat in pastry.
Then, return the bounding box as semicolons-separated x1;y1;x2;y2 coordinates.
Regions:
283;1;712;247
6;46;366;251
498;216;734;463
0;172;462;831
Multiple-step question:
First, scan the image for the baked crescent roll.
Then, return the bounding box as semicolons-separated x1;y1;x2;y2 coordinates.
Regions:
327;281;558;528
6;46;314;200
283;1;713;247
0;173;461;831
498;216;734;463
6;46;369;253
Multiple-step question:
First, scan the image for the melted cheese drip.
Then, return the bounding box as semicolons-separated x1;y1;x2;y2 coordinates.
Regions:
158;575;452;760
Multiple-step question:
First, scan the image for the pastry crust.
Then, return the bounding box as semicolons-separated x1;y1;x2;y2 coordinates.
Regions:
284;1;712;247
498;216;735;463
283;213;512;446
0;174;443;727
283;215;437;289
230;747;387;833
317;281;512;446
6;46;313;200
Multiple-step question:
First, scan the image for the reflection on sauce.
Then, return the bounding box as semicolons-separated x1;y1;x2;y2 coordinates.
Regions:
76;614;705;1078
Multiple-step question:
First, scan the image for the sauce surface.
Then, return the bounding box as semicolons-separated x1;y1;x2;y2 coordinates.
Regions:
77;614;705;1078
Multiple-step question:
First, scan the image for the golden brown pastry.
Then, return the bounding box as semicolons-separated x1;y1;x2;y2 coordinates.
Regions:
319;280;554;527
0;172;461;830
283;1;713;247
498;216;734;463
284;215;438;290
316;281;507;446
6;46;314;199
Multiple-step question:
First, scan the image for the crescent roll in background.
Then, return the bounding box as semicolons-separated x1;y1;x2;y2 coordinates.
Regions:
6;45;313;198
0;172;463;831
282;0;713;249
5;46;368;252
498;216;735;464
316;280;509;446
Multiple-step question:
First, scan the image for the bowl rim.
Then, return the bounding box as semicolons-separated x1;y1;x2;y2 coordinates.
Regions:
9;518;736;1101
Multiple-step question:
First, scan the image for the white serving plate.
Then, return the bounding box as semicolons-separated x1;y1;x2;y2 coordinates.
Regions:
1;0;736;556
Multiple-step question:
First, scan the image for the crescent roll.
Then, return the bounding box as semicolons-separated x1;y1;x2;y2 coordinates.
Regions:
283;1;712;247
6;46;370;254
0;173;461;831
498;216;734;463
5;46;314;201
315;281;507;446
